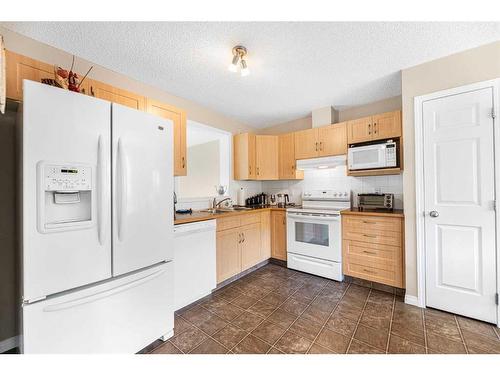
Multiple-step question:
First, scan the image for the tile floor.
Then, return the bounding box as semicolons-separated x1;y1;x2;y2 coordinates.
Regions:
148;263;500;354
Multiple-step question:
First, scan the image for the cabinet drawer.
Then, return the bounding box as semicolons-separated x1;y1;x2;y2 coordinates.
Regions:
345;262;396;285
217;216;241;231
344;241;400;261
343;228;401;247
240;213;261;226
343;215;402;233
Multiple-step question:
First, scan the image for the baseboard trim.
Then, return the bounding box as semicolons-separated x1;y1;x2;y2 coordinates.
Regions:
0;335;20;353
404;294;422;307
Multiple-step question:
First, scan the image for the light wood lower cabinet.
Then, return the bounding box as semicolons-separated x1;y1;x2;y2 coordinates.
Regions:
216;210;283;283
240;223;262;270
216;227;242;283
342;213;404;288
260;211;272;261
271;211;287;261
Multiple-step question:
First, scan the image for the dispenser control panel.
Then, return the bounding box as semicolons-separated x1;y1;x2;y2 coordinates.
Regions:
44;165;92;191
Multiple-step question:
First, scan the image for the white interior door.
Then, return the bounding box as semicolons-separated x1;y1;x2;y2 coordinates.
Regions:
423;87;497;323
112;104;173;276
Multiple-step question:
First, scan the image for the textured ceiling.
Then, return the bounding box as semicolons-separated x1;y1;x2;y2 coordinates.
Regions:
2;22;500;128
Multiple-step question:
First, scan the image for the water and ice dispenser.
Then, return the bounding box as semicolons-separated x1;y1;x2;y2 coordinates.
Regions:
37;162;93;233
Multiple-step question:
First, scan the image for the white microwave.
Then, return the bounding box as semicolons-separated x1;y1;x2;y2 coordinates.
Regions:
348;141;397;170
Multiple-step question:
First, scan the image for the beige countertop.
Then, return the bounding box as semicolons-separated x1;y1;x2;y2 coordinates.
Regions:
340;208;404;218
174;206;287;225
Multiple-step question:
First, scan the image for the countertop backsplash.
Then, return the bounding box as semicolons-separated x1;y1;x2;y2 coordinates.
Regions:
262;165;404;209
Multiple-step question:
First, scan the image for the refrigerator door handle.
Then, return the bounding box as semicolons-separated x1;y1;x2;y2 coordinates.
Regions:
116;137;127;241
42;267;167;312
97;135;106;245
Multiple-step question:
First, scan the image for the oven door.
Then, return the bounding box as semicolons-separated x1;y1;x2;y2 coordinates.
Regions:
286;212;341;262
348;144;388;170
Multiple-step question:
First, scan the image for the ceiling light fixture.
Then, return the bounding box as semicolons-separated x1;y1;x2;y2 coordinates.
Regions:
228;45;250;77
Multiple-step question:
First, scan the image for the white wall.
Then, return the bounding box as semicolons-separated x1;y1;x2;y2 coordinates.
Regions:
263;166;403;209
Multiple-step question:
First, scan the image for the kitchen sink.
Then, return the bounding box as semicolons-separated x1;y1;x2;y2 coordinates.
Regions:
201;206;253;214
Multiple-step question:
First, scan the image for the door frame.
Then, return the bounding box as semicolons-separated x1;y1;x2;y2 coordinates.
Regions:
413;78;500;327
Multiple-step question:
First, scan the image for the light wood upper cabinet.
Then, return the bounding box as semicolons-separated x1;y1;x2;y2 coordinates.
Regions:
255;135;278;180
271;211;287;261
347;111;402;144
278;133;304;180
233;133;256;180
216;227;241;283
318;122;347;157
294;128;319;160
294;124;348;160
347;116;373;144
146;99;187;176
240;223;262;270
6;50;90;100
372;111;402;141
88;79;145;111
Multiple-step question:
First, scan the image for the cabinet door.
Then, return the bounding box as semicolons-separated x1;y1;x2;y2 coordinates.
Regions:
233;133;256;180
319;122;347;156
255;135;278;180
216;227;241;283
294;128;318;160
89;80;145;111
6;50;56;101
260;211;271;261
146;99;187;176
372;110;402;141
271;211;287;261
278;133;297;179
347;116;373;144
240;223;262;271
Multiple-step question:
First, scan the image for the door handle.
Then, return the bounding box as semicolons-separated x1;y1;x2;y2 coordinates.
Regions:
429;211;439;218
249;166;252;175
319;141;323;151
238;233;242;243
373;122;377;134
182;156;185;169
97;135;106;246
315;142;318;151
116;138;127;241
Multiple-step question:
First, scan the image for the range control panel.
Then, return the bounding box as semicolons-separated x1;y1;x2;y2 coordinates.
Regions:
44;165;92;191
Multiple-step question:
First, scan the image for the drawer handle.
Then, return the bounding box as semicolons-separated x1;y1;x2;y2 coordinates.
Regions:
362;221;376;224
363;268;377;274
363;234;377;238
363;250;377;255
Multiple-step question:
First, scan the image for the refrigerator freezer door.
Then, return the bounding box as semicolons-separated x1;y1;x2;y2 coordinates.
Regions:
112;104;173;276
22;262;174;353
22;81;112;301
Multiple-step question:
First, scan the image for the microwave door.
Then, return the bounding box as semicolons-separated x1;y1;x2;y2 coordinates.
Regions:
349;145;385;170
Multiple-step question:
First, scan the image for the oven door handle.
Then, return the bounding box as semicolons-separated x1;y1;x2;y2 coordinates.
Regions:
287;213;340;221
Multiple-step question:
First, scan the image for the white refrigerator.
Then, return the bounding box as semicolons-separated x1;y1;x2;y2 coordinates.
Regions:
20;81;174;353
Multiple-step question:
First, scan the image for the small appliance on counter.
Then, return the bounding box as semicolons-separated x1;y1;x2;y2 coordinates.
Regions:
357;193;394;211
245;193;268;206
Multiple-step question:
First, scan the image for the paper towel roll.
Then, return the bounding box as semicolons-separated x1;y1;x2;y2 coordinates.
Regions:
237;187;247;206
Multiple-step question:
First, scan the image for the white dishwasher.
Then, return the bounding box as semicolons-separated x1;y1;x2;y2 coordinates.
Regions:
173;219;216;311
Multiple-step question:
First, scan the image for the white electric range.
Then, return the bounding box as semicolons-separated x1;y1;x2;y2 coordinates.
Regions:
286;190;351;281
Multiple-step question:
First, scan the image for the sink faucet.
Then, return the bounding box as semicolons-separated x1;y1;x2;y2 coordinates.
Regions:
213;197;231;209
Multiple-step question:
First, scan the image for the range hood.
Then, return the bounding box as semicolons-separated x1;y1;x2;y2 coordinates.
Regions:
296;155;347;170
